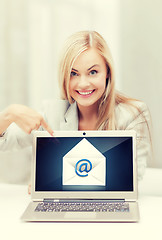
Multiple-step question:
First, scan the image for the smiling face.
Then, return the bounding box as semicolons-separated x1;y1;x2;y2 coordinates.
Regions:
69;47;108;110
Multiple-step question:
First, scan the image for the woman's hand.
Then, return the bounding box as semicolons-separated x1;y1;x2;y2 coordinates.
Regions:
3;104;53;136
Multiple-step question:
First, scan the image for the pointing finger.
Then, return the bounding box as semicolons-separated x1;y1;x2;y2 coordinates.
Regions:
41;118;54;136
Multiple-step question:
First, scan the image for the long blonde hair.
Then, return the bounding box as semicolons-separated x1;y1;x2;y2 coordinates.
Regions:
58;31;145;130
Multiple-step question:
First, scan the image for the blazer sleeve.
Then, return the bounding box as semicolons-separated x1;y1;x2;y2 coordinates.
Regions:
0;122;33;151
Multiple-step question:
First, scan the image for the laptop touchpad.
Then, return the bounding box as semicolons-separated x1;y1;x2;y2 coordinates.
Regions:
64;212;97;219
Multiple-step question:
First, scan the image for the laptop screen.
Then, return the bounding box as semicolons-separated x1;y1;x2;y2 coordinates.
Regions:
35;136;133;192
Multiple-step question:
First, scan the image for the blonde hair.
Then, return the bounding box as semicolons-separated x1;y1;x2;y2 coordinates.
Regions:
58;31;147;130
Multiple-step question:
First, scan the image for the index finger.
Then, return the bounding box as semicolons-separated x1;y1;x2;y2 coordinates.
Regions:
41;118;54;136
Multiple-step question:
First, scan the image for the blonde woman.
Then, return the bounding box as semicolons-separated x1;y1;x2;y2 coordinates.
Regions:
0;31;152;182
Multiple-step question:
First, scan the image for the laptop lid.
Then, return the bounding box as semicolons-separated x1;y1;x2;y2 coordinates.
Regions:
31;130;137;201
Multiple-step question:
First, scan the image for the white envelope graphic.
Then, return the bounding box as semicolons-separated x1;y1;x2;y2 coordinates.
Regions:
62;138;106;186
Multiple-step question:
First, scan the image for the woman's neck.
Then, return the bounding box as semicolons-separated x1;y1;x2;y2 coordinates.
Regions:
77;103;98;130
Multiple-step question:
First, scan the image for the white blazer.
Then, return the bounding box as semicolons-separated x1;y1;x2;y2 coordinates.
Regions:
0;99;152;181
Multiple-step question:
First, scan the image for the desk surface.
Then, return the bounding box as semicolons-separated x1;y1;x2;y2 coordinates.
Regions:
0;168;162;240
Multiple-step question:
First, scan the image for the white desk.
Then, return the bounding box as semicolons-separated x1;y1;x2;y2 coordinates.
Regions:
0;168;162;240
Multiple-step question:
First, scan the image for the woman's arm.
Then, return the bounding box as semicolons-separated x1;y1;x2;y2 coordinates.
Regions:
125;103;153;180
0;104;53;136
116;101;152;180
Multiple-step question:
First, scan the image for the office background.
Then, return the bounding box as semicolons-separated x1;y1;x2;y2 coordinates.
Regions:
0;0;162;183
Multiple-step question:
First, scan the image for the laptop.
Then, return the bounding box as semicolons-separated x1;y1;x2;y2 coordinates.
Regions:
21;130;139;222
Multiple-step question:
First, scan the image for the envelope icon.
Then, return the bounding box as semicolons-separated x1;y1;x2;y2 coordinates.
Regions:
62;138;106;186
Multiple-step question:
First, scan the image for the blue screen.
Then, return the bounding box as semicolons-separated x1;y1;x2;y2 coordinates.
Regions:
35;136;133;191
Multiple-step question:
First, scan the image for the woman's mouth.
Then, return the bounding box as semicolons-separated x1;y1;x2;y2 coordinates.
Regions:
76;90;95;96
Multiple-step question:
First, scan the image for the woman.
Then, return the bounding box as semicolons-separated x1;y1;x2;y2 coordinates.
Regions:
0;31;152;180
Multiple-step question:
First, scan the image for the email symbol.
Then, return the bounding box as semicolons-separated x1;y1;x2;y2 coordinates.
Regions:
62;138;106;186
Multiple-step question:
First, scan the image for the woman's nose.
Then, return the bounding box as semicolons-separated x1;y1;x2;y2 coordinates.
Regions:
78;76;90;88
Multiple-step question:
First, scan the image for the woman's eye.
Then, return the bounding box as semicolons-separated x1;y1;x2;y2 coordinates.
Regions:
89;70;97;75
70;71;78;77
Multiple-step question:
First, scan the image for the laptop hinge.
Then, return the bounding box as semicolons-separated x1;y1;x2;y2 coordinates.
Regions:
43;199;59;202
43;199;126;203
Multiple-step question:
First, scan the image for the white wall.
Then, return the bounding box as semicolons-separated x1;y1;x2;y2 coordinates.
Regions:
0;0;28;108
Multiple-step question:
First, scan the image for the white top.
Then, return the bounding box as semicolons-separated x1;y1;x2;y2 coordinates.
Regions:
0;99;152;181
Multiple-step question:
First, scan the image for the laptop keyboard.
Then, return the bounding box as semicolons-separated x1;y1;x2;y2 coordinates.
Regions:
35;201;129;213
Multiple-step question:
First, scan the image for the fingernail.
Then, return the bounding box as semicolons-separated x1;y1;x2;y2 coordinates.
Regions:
51;131;54;136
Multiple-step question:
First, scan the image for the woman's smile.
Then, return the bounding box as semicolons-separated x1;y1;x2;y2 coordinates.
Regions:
76;89;95;97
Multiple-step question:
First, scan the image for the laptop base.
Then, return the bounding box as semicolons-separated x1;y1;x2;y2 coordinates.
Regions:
21;201;139;222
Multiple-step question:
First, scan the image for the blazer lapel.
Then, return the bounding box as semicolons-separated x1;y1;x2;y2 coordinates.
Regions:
60;102;78;130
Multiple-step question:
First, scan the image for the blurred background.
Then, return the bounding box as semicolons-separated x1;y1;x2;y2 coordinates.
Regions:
0;0;162;183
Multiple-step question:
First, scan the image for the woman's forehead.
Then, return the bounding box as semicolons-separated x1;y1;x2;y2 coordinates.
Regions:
72;47;106;70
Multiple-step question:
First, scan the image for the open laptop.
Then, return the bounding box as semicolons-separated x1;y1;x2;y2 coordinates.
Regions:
21;130;139;222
